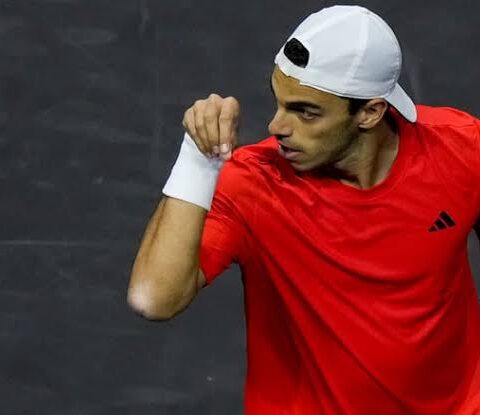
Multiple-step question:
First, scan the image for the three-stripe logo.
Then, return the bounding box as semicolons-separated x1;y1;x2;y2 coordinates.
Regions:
428;211;456;232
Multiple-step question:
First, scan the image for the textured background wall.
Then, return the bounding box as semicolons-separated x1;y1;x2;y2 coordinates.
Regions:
0;1;478;414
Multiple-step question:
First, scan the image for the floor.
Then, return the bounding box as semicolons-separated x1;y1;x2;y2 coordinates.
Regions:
0;0;479;414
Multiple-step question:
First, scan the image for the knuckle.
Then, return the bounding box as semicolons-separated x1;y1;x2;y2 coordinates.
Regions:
224;96;240;106
204;112;217;122
218;114;232;123
204;105;219;119
193;100;206;111
183;109;192;123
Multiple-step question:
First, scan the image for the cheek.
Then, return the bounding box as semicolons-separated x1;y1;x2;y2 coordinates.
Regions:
304;129;338;153
302;122;355;156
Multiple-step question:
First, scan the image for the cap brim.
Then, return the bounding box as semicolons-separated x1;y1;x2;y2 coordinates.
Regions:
385;83;417;123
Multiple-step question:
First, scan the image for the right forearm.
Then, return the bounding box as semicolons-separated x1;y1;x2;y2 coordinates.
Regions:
128;196;207;319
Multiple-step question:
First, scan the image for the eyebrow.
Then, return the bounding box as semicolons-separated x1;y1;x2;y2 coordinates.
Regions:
286;101;323;111
270;79;323;112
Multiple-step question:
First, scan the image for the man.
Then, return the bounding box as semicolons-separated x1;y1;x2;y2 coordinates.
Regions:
127;5;480;414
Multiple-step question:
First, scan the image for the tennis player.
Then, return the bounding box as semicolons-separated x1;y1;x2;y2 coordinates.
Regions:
128;5;480;414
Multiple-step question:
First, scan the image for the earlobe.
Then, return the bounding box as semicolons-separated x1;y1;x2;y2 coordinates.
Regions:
356;108;377;129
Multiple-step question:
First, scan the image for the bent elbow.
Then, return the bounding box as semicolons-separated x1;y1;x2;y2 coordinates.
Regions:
127;285;175;321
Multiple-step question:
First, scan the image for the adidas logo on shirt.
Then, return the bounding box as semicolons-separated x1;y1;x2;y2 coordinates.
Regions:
428;211;456;232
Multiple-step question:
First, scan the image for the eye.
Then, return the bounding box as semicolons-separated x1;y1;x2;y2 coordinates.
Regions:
299;109;319;120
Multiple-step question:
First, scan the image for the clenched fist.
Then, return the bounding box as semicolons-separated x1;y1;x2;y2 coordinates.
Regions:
182;93;240;161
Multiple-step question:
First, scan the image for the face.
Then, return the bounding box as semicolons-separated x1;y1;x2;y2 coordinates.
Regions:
269;66;360;172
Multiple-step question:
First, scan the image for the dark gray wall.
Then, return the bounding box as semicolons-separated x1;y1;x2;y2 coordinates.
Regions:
0;1;478;414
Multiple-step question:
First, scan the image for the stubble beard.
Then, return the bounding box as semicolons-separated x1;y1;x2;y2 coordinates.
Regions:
299;125;360;178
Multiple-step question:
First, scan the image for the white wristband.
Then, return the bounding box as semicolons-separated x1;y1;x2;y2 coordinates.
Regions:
162;133;225;210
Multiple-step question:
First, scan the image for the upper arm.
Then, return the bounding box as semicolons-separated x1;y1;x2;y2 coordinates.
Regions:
198;191;246;285
198;161;249;286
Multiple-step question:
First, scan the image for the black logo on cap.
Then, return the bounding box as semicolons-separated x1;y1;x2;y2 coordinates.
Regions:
284;38;309;68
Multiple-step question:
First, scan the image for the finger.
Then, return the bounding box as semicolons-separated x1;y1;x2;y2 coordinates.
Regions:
227;96;240;145
219;97;240;160
204;94;221;155
182;108;197;141
218;106;233;153
183;108;209;156
193;100;212;156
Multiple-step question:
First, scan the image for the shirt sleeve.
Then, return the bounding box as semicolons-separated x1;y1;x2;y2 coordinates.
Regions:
199;159;248;285
425;108;480;215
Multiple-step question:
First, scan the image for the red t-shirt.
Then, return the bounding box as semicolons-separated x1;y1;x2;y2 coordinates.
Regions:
199;105;480;414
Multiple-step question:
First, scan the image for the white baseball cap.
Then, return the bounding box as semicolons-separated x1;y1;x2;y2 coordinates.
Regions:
274;5;417;122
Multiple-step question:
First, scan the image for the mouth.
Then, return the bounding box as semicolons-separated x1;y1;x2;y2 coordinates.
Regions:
278;143;302;160
278;142;300;152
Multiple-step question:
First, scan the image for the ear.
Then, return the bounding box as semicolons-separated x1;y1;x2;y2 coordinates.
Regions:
356;99;389;129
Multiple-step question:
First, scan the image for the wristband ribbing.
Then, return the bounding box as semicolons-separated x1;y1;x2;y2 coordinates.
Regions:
162;133;224;211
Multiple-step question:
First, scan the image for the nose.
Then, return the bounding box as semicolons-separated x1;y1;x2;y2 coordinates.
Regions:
268;109;292;137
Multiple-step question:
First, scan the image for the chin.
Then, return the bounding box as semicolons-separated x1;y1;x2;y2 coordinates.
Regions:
291;163;311;172
292;158;329;173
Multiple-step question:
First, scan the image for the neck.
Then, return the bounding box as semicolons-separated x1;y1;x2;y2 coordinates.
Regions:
325;116;399;190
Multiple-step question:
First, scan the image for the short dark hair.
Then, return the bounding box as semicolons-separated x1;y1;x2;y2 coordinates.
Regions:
347;98;392;118
347;98;370;115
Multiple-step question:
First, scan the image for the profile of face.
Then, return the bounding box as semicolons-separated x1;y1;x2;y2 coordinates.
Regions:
269;66;360;173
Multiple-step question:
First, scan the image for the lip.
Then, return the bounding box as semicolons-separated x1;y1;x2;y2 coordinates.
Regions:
278;144;302;160
278;141;299;151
